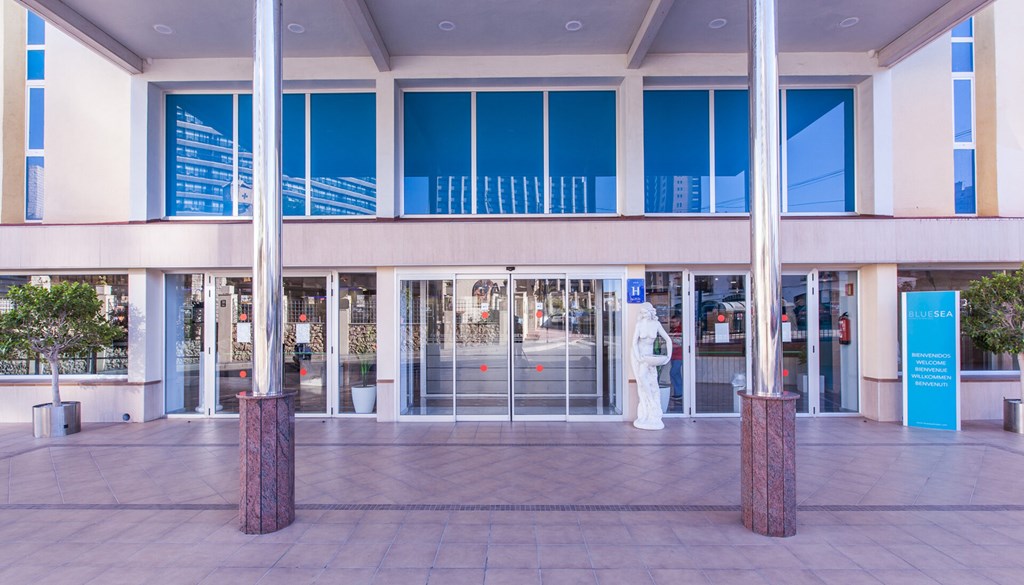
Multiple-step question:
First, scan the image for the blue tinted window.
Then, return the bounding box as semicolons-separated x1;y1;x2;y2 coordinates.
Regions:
28;87;44;150
952;42;973;73
954;149;976;214
714;90;749;213
237;95;252;216
786;89;855;212
477;92;544;214
549;91;616;214
282;94;306;216
25;157;44;221
27;12;45;45
311;93;376;216
27;50;44;80
953;79;973;143
404;92;471;214
644;90;710;213
166;94;234;217
951;19;973;38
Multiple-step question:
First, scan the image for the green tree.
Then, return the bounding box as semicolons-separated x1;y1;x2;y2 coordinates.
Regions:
961;267;1024;401
0;282;124;407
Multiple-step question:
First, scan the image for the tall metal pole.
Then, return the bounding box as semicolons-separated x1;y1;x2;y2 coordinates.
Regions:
252;0;283;397
239;0;293;535
749;0;782;397
739;0;796;538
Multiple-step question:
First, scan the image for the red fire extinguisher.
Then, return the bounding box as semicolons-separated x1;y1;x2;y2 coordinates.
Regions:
838;312;851;345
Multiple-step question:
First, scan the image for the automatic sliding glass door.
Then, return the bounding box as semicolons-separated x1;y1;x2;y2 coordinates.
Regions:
454;276;509;418
511;277;567;418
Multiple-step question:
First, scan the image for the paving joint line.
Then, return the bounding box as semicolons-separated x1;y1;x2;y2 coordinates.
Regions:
1;503;1024;512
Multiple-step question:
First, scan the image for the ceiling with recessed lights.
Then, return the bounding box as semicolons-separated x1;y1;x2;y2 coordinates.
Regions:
27;0;989;65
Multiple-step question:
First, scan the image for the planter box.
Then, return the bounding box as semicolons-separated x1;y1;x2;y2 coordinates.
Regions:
0;378;162;423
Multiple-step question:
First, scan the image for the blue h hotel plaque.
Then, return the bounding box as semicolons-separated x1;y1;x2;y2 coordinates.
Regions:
901;291;961;431
626;279;645;304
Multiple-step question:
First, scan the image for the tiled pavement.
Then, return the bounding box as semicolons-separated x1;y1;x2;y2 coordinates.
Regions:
0;417;1023;584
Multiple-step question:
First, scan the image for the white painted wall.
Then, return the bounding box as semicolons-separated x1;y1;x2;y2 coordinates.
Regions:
890;35;955;217
43;25;131;223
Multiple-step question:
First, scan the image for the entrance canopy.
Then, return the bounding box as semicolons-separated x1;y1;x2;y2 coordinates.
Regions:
16;0;993;74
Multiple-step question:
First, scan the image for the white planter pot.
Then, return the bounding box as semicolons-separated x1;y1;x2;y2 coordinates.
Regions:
352;385;377;414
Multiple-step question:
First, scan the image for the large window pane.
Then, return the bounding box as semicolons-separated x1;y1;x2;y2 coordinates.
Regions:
28;87;44;150
953;79;973;144
404;93;471;215
311;93;377;216
166;95;234;216
644;91;711;213
714;90;749;213
786;89;855;212
25;157;44;221
282;94;306;216
954;149;976;214
898;270;1020;372
400;279;455;415
165;274;205;414
952;42;973;73
549;91;617;214
695;274;747;413
568;278;622;415
237;95;253;216
338;274;377;414
819;271;859;413
0;275;128;376
284;277;327;413
477;92;544;214
645;272;685;414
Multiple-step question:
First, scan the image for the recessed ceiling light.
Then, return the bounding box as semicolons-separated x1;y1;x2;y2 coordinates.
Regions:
153;24;173;35
565;20;583;32
287;23;305;34
708;18;728;30
438;20;456;32
839;17;860;28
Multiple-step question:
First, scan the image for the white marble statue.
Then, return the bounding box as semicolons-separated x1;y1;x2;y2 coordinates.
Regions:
632;302;672;430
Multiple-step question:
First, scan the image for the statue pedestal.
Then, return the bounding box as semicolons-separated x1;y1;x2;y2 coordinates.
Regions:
739;391;797;537
239;392;296;534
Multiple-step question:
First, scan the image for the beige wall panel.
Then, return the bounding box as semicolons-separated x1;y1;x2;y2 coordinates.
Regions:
43;26;131;223
1;2;26;224
991;1;1024;217
891;37;954;217
2;217;1024;271
975;7;997;216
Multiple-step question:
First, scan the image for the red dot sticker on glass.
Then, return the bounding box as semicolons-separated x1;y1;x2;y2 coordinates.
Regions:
481;312;489;319
239;313;248;322
299;314;307;322
717;314;726;323
239;370;247;378
782;314;788;322
783;369;789;377
480;364;488;372
536;365;544;372
536;310;543;319
300;368;308;377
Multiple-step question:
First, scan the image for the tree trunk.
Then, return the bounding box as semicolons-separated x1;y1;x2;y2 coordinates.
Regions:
48;356;61;407
1019;352;1024;402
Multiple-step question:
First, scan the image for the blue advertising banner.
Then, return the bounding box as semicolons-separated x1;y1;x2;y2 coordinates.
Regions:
902;291;961;431
626;279;645;304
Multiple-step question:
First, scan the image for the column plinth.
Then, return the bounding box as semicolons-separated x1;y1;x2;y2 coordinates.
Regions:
239;392;295;534
740;391;797;537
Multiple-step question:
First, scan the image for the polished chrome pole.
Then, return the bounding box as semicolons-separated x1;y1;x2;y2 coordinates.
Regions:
748;0;782;397
252;0;283;397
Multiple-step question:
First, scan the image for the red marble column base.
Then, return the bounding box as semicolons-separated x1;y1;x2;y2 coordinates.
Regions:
740;391;797;537
239;392;296;534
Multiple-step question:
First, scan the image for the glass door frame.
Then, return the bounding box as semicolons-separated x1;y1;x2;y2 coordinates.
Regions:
688;270;751;418
510;273;568;422
453;272;513;422
394;267;626;423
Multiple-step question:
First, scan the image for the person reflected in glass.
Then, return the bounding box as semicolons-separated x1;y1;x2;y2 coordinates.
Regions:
669;313;683;405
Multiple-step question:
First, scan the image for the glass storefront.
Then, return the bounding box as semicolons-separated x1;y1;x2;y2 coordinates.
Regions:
338;274;377;414
644;269;859;416
165;274;205;414
399;273;622;420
